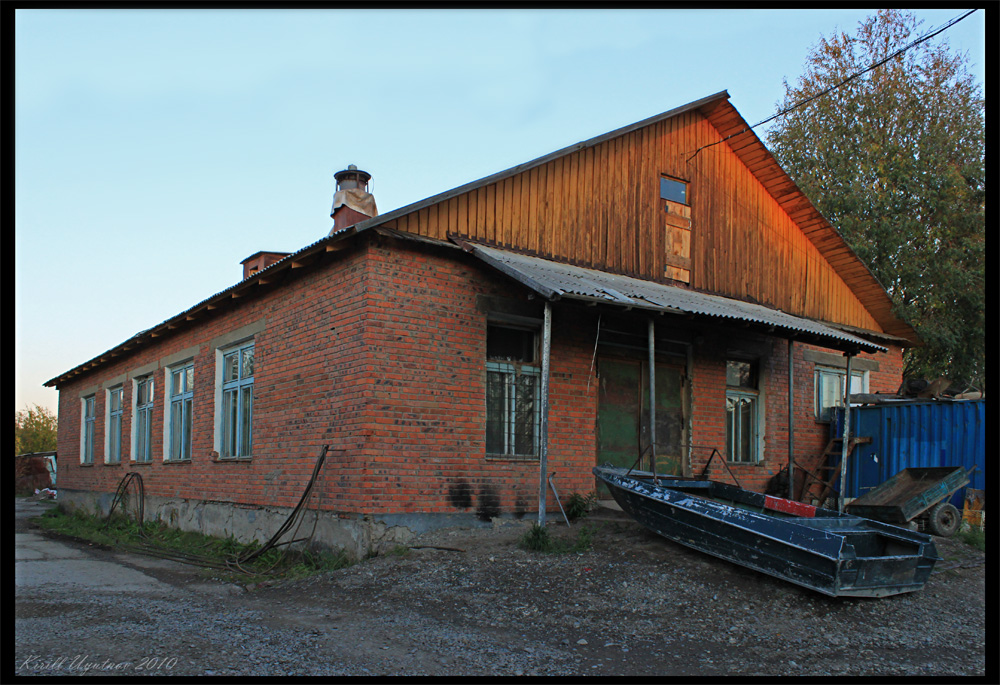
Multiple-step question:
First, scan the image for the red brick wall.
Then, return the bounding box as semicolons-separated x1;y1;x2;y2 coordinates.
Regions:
357;237;599;518
54;236;604;520
688;335;904;493
54;231;906;521
55;244;376;514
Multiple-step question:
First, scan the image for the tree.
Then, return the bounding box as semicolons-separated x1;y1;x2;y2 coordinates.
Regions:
15;404;58;454
766;9;985;389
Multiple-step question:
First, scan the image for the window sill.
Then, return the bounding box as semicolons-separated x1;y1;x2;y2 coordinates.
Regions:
212;456;253;463
485;454;538;462
103;461;123;466
130;460;153;465
163;459;192;465
79;462;94;467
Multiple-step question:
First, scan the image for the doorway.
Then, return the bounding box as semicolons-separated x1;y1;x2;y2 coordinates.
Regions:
596;357;686;496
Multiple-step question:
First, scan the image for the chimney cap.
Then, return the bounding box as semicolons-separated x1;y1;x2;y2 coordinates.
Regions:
334;164;371;187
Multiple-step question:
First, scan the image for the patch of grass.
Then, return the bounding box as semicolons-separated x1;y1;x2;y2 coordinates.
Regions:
955;524;985;552
519;523;594;554
521;523;553;551
34;505;353;581
564;491;597;521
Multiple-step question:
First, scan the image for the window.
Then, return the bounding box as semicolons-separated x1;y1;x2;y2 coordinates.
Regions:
660;176;688;205
169;363;194;461
485;325;540;458
134;376;154;463
82;396;96;464
107;387;123;463
221;342;254;458
815;366;868;421
726;360;759;463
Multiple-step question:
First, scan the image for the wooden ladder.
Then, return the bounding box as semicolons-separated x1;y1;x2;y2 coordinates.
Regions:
799;436;872;506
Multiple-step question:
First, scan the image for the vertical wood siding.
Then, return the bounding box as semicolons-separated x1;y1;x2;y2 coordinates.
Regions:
389;110;881;332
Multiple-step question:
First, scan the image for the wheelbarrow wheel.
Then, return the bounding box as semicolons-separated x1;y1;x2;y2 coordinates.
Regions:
926;501;961;537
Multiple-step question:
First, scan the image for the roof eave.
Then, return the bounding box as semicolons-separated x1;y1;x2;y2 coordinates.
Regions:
44;228;361;388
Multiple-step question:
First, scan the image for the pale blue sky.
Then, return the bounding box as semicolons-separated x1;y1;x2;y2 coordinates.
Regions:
14;8;986;415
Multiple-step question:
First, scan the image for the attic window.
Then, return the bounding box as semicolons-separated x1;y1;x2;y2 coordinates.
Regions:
660;176;688;205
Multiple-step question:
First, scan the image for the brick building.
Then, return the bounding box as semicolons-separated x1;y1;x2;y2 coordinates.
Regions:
45;92;916;556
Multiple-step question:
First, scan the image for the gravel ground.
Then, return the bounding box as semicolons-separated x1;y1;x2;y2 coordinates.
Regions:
14;500;987;678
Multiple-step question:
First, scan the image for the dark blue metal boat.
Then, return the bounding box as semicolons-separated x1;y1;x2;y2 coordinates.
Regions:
593;465;939;597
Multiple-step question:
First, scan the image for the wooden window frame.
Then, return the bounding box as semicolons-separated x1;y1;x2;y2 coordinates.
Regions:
219;342;254;459
725;359;760;464
167;362;195;462
660;175;689;206
485;325;540;459
106;386;123;464
81;395;96;464
814;366;868;422
133;376;155;463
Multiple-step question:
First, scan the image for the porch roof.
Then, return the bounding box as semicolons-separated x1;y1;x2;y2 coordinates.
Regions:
463;242;887;355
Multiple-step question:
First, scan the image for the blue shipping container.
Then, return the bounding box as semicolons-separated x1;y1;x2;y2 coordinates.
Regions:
832;400;986;508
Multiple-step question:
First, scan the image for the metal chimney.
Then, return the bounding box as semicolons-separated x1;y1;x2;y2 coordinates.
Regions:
330;164;378;234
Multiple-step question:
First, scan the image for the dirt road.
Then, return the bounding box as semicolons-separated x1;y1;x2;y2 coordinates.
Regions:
14;498;987;677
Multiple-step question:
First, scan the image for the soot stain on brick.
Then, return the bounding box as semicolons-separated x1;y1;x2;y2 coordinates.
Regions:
447;479;473;510
476;484;502;521
513;496;527;519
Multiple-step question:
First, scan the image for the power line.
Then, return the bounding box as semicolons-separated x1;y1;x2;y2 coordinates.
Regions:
686;9;978;162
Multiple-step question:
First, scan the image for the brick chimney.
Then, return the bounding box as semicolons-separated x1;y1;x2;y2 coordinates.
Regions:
241;251;290;280
330;164;378;234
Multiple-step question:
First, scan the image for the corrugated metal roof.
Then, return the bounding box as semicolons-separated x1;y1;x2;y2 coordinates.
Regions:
467;243;887;354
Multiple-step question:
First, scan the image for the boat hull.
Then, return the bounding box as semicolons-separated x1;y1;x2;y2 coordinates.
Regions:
594;466;938;597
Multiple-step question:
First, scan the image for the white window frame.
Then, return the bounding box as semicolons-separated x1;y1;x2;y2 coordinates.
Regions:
132;375;155;463
814;366;869;421
485;325;540;459
726;390;759;464
105;386;123;464
215;341;254;459
486;361;541;457
81;395;96;464
725;359;762;464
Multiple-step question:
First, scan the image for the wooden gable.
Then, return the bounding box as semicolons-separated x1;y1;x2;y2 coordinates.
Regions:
363;92;915;342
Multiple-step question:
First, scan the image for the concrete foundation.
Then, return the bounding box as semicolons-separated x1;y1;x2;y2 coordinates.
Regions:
55;488;528;559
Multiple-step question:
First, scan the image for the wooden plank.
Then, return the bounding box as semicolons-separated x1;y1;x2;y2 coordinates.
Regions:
566;150;579;262
665;226;691;262
545;156;556;256
457;193;468;237
596;138;607;268
519;166;531;253
489;183;500;245
448;197;459;238
526;166;538;254
476;186;486;241
581;145;593;265
665;265;690;282
503;176;515;247
537;163;549;256
510;172;522;249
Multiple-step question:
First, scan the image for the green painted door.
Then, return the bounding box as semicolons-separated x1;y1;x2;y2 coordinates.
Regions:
642;364;685;477
597;358;685;495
